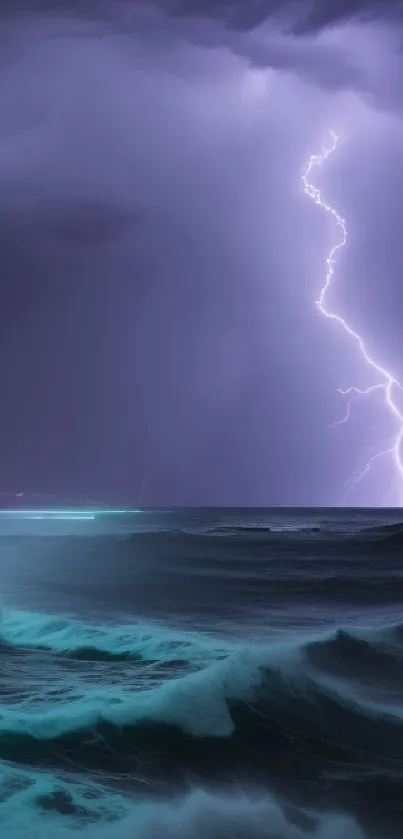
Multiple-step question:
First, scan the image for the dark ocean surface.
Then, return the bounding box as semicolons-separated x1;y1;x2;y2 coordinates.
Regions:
1;507;403;838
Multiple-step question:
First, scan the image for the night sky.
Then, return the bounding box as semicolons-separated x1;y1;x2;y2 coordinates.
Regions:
1;0;403;507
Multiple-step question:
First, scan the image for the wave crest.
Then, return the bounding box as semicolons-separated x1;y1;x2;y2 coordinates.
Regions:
1;642;403;783
1;609;229;664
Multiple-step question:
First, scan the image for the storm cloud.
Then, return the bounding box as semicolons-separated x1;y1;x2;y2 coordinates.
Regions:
3;0;402;29
1;0;402;104
0;0;402;505
167;0;403;31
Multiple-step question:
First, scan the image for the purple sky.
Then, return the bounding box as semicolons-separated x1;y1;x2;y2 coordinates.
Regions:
1;0;403;506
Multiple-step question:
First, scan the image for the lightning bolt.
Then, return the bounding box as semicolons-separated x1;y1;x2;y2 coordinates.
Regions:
302;131;403;505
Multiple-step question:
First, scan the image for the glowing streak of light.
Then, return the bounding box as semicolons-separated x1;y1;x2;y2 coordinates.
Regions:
26;515;96;521
0;509;141;516
302;131;403;503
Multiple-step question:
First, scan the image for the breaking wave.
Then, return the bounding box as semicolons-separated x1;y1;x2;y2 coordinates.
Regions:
0;609;230;663
2;611;403;791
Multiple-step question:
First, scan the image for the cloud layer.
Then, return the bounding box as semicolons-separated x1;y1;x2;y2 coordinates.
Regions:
3;0;402;30
2;0;400;110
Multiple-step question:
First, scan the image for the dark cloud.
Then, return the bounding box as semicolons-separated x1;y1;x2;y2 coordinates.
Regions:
1;0;402;33
127;0;403;33
0;2;368;98
228;31;363;91
0;0;400;105
292;0;403;33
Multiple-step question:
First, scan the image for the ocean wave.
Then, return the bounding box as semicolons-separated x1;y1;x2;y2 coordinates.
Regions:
1;641;403;782
384;621;403;645
361;522;403;537
172;520;403;557
307;626;403;666
356;522;403;552
0;609;230;664
187;518;403;549
305;628;403;699
194;524;322;538
0;761;127;831
0;776;367;839
2;612;403;836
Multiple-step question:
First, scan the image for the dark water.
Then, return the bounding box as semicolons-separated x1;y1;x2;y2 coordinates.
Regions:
1;507;403;838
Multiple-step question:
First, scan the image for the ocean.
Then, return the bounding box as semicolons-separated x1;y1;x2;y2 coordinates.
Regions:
1;507;403;838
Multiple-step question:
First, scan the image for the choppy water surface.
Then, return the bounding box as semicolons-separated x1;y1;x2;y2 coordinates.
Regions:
1;507;403;838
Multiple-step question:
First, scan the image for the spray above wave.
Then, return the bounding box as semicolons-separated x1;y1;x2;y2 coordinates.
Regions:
0;777;365;839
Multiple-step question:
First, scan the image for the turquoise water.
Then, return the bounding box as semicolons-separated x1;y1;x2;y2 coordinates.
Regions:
1;508;403;838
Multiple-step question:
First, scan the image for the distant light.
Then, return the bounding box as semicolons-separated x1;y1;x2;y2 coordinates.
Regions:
26;515;96;520
0;509;141;516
